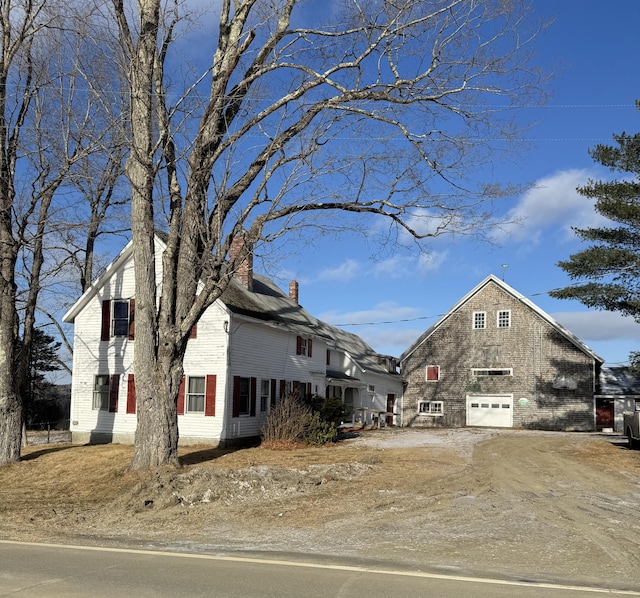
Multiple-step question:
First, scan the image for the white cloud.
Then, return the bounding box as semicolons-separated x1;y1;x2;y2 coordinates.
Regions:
491;169;609;244
317;259;361;281
551;310;640;342
373;251;448;278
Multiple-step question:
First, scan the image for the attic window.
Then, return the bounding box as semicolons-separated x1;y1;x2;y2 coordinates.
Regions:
497;310;511;328
473;311;486;329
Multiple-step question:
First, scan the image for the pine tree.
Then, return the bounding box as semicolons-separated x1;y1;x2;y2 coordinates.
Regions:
550;102;640;368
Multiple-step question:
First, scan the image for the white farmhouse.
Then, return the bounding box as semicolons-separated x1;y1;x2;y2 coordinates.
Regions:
62;233;403;446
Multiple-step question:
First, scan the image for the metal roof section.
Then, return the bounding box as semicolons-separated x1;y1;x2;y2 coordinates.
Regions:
400;274;604;365
598;366;640;396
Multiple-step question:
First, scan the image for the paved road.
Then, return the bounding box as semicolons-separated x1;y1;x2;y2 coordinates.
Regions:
1;541;638;597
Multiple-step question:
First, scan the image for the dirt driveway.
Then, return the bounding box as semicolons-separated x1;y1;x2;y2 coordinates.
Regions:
3;428;640;588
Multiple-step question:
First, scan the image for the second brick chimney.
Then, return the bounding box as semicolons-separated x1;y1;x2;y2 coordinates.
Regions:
229;233;253;291
289;280;299;304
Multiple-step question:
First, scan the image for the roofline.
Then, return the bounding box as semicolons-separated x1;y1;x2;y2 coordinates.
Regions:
400;274;604;365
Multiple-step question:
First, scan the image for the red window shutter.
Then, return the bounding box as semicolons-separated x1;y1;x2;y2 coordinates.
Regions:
250;377;257;417
270;379;277;408
426;366;439;381
177;376;185;415
190;324;197;339
126;374;136;414
296;336;302;355
326;349;330;365
306;382;312;396
280;379;286;398
101;300;111;341
108;374;120;412
128;299;135;340
232;376;241;418
308;339;312;358
205;375;216;416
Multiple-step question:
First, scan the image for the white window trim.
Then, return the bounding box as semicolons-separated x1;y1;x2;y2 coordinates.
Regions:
112;300;131;337
185;376;206;414
471;368;513;377
425;365;440;382
497;309;511;328
93;374;110;411
473;311;486;329
260;379;270;413
418;400;444;416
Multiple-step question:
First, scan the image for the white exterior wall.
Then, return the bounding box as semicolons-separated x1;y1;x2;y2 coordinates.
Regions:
226;318;325;438
68;250;234;445
69;256;138;441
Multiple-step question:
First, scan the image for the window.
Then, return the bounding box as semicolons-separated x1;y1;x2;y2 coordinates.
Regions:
260;379;270;412
296;336;313;357
239;377;251;416
426;365;440;382
93;374;119;412
367;384;375;392
101;299;135;340
471;368;513;376
473;311;486;329
112;301;130;336
418;401;443;415
497;310;511;328
186;376;205;413
93;375;110;410
178;375;216;417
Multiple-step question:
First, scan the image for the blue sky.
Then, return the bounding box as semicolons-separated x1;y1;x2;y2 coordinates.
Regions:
266;0;640;366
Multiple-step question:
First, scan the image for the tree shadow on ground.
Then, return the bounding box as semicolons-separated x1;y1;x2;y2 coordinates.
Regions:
21;444;76;461
179;444;257;466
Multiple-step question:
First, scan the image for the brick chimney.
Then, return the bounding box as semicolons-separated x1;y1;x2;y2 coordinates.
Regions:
229;233;253;291
289;280;299;304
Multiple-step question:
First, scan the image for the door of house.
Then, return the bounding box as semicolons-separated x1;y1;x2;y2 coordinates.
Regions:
386;394;395;426
595;398;614;429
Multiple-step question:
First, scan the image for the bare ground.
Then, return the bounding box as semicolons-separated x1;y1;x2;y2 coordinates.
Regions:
2;428;640;588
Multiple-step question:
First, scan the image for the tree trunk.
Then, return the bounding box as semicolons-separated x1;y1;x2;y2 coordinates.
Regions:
0;246;21;464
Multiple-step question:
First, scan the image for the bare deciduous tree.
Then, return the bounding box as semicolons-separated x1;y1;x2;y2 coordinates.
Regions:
112;0;547;469
0;1;129;464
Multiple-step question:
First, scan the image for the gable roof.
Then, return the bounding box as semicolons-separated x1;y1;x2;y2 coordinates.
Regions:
63;233;399;379
400;274;604;365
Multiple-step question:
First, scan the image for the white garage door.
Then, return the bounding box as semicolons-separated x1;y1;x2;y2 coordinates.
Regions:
466;395;513;428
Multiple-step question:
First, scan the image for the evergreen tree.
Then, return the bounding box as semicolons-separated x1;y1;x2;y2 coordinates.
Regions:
550;103;640;368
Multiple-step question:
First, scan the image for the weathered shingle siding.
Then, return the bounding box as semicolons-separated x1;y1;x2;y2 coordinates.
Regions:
401;281;596;431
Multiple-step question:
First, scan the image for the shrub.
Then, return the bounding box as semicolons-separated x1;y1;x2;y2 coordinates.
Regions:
261;393;346;447
261;393;311;444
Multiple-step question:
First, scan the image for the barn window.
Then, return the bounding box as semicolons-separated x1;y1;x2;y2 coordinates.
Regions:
497;310;511;328
473;311;486;329
418;401;443;415
425;365;440;381
472;368;513;377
